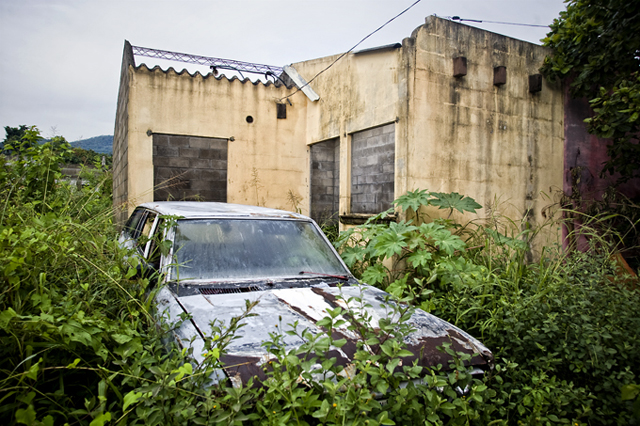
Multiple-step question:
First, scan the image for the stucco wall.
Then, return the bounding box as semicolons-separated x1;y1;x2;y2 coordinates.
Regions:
402;17;564;229
289;17;564;233
293;47;401;220
115;17;565;237
294;48;400;143
122;64;310;217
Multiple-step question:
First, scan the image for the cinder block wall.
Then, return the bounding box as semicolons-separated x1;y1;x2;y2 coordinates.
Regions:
310;138;339;224
350;123;395;214
112;41;135;225
153;134;227;202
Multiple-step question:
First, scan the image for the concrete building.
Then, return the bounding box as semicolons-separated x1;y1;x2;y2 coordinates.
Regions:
113;16;565;230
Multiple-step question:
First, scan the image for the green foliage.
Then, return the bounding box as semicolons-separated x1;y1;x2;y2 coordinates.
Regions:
0;145;494;426
586;73;640;179
248;290;491;426
335;189;480;293
541;0;640;181
1;128;65;213
622;384;640;420
0;127;124;425
336;188;640;425
320;221;340;245
3;154;638;426
2;126;44;157
394;189;482;219
3;125;30;142
2;125;112;169
459;246;640;425
67;147;113;168
562;186;640;271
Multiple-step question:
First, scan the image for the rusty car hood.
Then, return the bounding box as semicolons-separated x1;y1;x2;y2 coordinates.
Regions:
155;282;493;386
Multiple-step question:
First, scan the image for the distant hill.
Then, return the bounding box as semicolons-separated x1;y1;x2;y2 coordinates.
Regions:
70;135;113;155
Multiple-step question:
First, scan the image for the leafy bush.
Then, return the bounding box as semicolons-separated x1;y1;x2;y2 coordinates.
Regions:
0;137;491;425
67;147;113;168
2;136;638;426
0;127;138;425
335;189;640;425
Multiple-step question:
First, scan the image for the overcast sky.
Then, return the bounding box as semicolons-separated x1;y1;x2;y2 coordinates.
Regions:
0;0;566;142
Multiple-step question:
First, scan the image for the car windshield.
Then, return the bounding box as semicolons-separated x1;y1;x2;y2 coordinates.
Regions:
169;218;349;281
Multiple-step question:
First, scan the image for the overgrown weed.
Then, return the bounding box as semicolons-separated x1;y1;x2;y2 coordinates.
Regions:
333;188;640;425
0;135;491;425
2;132;639;425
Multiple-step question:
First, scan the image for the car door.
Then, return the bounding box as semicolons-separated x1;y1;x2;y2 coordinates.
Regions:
121;207;147;245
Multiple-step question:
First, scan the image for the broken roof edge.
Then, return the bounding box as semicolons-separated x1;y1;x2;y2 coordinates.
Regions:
353;43;402;55
282;65;320;102
125;42;295;88
123;40;136;68
423;15;549;47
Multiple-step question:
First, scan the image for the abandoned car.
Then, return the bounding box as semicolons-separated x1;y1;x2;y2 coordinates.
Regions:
120;202;493;387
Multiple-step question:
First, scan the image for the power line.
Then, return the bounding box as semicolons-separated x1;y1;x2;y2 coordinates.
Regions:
279;0;422;102
280;6;547;102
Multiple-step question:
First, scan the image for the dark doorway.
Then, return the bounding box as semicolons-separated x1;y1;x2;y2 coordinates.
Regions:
310;138;339;225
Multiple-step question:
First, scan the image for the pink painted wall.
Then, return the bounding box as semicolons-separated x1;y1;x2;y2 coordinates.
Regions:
564;85;640;201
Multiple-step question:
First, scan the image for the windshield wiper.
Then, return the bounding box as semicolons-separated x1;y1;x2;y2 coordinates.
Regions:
299;271;350;281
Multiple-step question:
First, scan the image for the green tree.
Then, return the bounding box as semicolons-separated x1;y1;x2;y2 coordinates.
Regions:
540;0;640;182
2;125;40;154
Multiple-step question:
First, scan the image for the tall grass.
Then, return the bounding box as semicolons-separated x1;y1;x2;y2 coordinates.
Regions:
0;131;153;424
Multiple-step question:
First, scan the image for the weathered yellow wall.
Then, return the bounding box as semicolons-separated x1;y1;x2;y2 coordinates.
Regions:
116;16;564;240
293;48;401;218
295;49;400;142
124;65;312;215
291;17;563;235
403;17;564;230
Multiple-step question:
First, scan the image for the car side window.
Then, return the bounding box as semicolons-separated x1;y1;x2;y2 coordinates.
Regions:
137;212;157;255
146;218;164;270
123;208;146;240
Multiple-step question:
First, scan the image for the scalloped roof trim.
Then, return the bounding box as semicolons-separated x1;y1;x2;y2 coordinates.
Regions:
133;63;280;87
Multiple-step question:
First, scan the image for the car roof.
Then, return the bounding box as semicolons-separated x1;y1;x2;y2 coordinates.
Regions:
138;201;310;220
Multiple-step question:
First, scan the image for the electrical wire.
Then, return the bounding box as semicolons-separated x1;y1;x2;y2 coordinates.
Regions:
278;0;422;102
280;5;546;102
